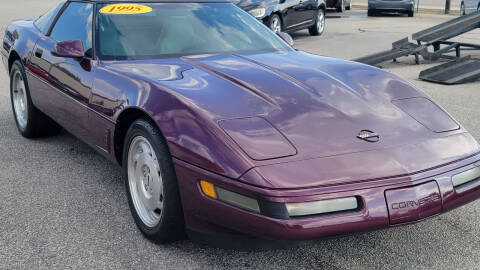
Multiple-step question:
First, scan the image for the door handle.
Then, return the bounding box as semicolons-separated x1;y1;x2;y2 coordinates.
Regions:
35;48;43;58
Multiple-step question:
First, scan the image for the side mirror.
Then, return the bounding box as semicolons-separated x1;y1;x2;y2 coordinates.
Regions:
52;40;85;58
277;32;294;47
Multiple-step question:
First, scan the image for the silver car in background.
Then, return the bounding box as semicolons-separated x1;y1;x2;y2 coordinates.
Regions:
460;0;480;15
368;0;415;17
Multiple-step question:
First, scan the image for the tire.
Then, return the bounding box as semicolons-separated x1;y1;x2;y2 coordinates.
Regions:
309;9;326;36
123;119;184;244
346;0;352;10
268;14;282;33
336;0;345;12
460;2;466;15
368;9;375;16
408;10;414;17
10;60;61;138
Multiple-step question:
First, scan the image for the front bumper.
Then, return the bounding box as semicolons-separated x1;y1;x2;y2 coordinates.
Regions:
175;153;480;241
369;0;414;12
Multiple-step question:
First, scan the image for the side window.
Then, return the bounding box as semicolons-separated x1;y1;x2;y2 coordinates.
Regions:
34;2;65;35
49;2;93;57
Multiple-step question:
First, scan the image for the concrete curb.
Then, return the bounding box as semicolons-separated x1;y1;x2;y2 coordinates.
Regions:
352;3;460;15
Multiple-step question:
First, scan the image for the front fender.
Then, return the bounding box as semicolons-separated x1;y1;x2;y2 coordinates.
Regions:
93;64;255;179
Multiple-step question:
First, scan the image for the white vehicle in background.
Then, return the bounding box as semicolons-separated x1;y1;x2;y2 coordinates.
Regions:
460;0;480;15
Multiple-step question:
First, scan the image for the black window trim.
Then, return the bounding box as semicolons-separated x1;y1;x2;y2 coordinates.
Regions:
45;1;69;37
45;1;96;59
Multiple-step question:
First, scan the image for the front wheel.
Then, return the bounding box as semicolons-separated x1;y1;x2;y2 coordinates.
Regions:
309;9;326;36
10;60;61;138
123;119;184;244
269;14;282;33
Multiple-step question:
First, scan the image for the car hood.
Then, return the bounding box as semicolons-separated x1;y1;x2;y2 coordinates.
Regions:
180;51;461;159
104;51;476;186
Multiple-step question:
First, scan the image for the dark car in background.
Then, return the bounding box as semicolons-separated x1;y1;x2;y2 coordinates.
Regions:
238;0;326;35
368;0;415;17
326;0;352;12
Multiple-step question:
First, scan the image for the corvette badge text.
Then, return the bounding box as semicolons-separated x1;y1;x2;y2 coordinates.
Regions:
391;193;441;209
100;4;152;14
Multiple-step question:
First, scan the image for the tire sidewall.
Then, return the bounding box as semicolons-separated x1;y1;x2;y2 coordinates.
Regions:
10;60;32;135
317;9;325;35
122;119;183;241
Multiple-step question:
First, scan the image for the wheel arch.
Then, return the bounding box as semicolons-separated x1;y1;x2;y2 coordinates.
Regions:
8;50;21;74
113;107;168;166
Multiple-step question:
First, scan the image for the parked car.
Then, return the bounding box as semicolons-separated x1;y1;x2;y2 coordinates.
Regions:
368;0;415;17
326;0;352;12
3;0;480;246
460;0;480;15
238;0;326;35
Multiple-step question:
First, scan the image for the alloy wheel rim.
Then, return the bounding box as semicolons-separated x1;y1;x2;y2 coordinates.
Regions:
271;17;281;33
317;11;325;33
12;70;28;130
127;136;164;228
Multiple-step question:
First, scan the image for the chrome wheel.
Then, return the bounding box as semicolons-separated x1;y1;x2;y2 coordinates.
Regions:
127;136;164;228
317;10;325;33
12;69;28;130
270;16;282;33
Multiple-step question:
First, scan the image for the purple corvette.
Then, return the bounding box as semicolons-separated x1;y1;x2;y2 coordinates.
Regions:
3;0;480;246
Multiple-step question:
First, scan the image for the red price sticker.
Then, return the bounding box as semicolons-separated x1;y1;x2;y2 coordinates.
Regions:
100;4;152;14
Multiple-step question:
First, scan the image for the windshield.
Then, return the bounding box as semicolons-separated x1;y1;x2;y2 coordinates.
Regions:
96;3;292;60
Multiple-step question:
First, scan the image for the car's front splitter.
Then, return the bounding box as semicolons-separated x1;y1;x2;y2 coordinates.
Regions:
174;154;480;243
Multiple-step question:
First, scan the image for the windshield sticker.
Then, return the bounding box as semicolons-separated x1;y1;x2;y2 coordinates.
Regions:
100;4;152;15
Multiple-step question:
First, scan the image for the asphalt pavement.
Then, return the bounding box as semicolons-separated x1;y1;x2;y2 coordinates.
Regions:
1;1;480;269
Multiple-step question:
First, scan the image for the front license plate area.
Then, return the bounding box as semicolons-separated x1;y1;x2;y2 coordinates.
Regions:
385;181;442;225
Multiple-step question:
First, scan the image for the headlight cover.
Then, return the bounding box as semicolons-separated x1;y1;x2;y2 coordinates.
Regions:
248;8;266;18
392;97;460;133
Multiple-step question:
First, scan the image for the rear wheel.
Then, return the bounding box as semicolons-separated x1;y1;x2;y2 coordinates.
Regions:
10;60;61;138
309;9;326;36
123;119;184;243
346;0;352;10
269;14;282;33
336;0;345;12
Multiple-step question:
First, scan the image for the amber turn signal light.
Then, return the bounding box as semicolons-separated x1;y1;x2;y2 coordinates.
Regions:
200;180;217;199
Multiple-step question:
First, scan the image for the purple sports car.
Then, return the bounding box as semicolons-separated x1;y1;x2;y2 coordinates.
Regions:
3;0;480;246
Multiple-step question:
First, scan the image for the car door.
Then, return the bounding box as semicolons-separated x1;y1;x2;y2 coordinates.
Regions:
29;2;95;141
280;0;305;28
297;0;317;23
